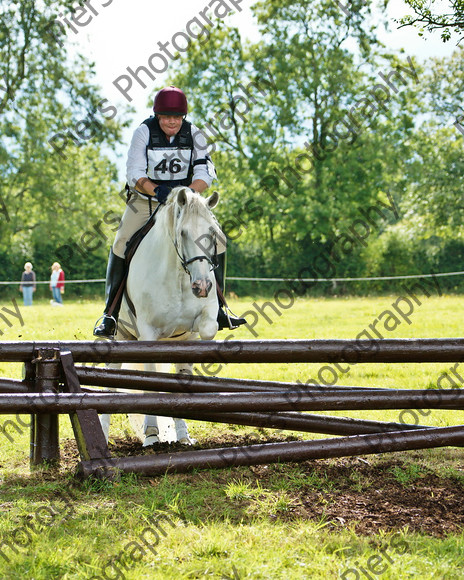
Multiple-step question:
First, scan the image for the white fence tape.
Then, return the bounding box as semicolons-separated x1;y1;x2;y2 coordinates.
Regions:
228;271;464;282
2;271;464;285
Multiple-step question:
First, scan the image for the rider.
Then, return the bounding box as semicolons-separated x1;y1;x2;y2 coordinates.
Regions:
93;85;246;338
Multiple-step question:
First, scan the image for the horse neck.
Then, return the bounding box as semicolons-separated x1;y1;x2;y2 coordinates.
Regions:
148;204;181;272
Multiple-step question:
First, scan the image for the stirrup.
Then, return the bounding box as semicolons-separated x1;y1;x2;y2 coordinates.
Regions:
218;307;247;331
226;311;247;330
93;314;117;338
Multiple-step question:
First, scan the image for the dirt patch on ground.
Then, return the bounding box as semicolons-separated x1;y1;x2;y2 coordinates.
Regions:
252;459;464;537
61;434;464;537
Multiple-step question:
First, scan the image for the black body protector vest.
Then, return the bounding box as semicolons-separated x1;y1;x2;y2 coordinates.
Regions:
143;117;206;188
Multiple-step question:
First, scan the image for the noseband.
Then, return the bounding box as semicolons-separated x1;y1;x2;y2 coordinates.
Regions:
181;252;218;274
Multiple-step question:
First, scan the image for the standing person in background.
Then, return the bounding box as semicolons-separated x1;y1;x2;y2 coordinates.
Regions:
19;262;36;306
50;262;65;305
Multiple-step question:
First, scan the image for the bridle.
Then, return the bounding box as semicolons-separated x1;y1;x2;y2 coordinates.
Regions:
172;228;218;276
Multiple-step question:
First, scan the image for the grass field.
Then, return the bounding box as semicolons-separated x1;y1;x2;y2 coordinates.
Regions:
1;293;464;579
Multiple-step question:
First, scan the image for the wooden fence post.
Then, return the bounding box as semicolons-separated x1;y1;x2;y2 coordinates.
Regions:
60;350;111;462
23;360;36;464
30;348;61;467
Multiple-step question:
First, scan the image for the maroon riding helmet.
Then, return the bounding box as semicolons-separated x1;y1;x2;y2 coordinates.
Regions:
153;86;188;116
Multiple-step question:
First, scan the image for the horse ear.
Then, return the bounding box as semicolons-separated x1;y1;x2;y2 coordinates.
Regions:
177;188;188;206
207;191;219;209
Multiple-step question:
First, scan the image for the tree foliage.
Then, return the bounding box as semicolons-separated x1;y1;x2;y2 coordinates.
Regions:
169;0;433;287
400;0;464;42
0;0;129;294
2;0;464;297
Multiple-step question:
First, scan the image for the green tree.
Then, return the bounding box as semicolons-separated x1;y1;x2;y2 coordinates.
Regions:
397;49;464;241
361;48;464;292
169;1;420;287
0;0;130;293
400;0;464;42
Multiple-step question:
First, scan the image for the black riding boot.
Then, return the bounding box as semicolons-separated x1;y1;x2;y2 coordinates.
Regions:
215;253;247;331
93;249;127;338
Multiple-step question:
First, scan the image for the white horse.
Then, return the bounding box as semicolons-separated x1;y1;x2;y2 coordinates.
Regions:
100;186;225;446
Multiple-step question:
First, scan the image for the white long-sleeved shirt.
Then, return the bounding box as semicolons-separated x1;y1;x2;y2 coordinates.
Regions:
126;122;214;190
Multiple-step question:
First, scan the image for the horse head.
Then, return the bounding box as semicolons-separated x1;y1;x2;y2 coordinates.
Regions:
172;187;223;298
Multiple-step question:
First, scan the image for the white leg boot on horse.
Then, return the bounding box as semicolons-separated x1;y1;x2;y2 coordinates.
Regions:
134;359;183;447
100;414;111;443
142;415;160;447
171;363;195;444
175;362;193;374
173;417;196;445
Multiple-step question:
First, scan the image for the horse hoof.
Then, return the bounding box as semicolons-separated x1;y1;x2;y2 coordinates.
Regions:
142;434;160;447
178;437;196;445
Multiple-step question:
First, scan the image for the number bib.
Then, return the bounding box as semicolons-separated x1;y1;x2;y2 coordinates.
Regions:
147;148;192;181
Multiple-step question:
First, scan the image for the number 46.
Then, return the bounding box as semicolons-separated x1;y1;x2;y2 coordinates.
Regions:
154;158;182;173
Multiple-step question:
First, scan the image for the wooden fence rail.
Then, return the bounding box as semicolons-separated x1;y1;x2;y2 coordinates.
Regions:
1;388;463;414
0;340;463;478
1;338;464;363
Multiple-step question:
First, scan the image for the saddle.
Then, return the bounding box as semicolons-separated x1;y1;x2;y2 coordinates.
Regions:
124;207;160;265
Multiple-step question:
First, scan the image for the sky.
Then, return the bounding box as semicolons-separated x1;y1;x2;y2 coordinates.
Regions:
66;0;459;179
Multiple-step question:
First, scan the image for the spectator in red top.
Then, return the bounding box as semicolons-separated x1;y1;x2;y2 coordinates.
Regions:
50;262;65;305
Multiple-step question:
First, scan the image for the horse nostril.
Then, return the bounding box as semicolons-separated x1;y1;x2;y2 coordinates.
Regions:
191;279;211;298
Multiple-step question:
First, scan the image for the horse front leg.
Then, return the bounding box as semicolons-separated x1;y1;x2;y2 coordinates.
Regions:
141;414;160;446
173;363;195;444
100;413;111;443
175;362;193;375
127;395;161;446
136;363;194;446
124;361;163;447
98;360;123;442
173;417;195;445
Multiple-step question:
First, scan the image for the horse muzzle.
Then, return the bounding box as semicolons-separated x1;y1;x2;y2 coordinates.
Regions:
191;279;213;298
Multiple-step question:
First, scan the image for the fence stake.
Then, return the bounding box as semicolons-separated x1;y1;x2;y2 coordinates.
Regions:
30;349;61;467
61;350;111;462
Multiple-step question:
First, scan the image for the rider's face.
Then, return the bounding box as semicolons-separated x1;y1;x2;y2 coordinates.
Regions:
158;114;183;137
